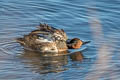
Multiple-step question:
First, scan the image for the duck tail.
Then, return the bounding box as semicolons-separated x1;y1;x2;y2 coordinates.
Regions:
16;38;25;45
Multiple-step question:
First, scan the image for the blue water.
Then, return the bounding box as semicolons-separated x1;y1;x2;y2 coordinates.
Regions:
0;0;120;80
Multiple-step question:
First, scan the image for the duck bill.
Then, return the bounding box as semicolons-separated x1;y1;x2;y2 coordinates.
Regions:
82;41;91;45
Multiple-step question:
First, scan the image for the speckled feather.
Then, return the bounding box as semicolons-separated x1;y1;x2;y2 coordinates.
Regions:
16;24;68;53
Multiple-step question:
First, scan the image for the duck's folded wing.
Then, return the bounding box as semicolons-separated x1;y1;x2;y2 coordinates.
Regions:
36;23;57;32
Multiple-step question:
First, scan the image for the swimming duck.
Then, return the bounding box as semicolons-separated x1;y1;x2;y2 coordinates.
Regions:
16;23;88;53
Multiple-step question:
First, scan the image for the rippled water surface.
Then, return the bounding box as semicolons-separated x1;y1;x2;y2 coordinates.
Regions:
0;0;120;80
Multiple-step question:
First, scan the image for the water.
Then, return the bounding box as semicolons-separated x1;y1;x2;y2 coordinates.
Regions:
0;0;120;80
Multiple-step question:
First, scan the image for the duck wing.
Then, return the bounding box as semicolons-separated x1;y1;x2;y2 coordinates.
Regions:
37;23;57;32
36;23;67;41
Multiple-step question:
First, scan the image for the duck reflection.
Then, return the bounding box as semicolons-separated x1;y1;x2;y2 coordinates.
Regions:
20;50;84;74
69;51;84;62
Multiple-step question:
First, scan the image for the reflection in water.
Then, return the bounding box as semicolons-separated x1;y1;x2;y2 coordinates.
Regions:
70;51;84;62
86;5;118;80
20;50;68;74
20;50;84;74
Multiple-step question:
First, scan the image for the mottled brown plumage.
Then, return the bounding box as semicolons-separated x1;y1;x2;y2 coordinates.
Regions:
16;23;89;53
16;24;68;53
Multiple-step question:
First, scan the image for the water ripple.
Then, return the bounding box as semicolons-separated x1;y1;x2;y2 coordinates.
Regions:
0;41;23;55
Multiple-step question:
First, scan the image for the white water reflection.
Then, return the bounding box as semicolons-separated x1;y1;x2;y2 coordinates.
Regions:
86;5;119;80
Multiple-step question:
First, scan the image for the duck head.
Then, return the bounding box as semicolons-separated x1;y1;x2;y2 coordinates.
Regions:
67;38;90;49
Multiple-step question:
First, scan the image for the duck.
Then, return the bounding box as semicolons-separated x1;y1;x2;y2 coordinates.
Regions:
16;23;89;53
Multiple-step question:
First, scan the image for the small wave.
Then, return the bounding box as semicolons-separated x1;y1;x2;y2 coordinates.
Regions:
0;41;23;55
